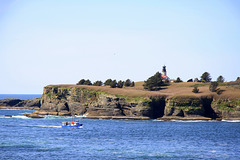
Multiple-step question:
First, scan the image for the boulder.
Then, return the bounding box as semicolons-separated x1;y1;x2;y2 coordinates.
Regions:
24;113;44;118
0;99;24;106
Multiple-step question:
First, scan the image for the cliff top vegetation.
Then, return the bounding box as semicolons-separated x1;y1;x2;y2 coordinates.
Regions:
48;81;240;100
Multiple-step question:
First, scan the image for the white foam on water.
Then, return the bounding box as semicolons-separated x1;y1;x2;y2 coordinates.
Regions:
170;120;207;123
12;115;30;119
153;119;164;122
222;119;240;123
20;124;62;128
0;115;30;119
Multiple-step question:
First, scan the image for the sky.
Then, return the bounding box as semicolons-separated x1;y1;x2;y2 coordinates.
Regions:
0;0;240;94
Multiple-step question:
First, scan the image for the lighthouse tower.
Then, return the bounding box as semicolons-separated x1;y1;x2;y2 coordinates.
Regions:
162;65;167;76
161;65;169;81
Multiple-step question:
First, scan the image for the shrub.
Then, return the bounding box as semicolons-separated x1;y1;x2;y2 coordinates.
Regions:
117;80;124;88
83;79;92;85
130;81;135;87
93;81;103;86
76;79;85;85
143;72;163;91
124;79;131;87
209;82;218;92
216;88;223;95
110;80;117;88
192;86;199;93
217;75;225;83
104;79;112;86
175;77;183;83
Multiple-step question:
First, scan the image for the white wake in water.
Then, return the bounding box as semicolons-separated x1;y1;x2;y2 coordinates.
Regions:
20;124;62;128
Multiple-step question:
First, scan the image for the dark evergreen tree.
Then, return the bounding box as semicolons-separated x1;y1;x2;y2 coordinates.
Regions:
93;81;103;86
117;80;124;88
124;79;131;87
104;79;112;86
187;79;193;82
236;77;240;81
110;80;117;88
130;81;135;87
217;75;225;83
143;72;163;91
209;81;218;92
76;79;85;85
83;79;92;85
201;72;211;82
175;77;183;83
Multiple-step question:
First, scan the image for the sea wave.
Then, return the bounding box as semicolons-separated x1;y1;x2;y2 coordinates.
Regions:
222;119;240;123
170;120;209;123
0;115;30;119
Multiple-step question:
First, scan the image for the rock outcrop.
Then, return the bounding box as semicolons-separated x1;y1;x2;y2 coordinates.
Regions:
36;85;165;119
0;98;41;109
3;85;239;120
33;85;240;120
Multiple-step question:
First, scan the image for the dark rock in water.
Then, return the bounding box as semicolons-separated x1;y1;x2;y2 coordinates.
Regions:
5;115;12;117
0;99;24;106
24;113;44;118
15;98;41;108
0;98;41;108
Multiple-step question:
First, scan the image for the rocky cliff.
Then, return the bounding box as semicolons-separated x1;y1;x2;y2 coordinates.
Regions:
4;85;239;120
32;85;240;120
34;85;165;119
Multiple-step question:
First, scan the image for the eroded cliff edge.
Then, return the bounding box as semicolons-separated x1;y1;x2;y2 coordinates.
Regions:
32;85;240;120
33;85;165;119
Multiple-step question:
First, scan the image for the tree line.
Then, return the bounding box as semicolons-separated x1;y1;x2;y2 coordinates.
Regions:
143;71;239;94
76;79;135;88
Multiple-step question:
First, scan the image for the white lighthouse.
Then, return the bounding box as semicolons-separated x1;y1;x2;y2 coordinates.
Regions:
161;65;170;81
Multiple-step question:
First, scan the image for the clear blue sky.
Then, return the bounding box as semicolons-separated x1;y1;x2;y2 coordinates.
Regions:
0;0;240;94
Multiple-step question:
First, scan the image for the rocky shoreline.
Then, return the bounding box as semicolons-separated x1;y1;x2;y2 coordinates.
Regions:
1;85;240;120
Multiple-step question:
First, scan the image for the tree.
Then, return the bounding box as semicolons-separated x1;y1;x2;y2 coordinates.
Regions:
110;80;117;88
117;80;124;88
93;81;103;86
130;81;135;87
76;79;85;85
124;79;131;87
143;72;163;91
104;79;112;86
236;77;240;81
209;82;218;92
217;75;225;83
194;78;199;82
201;72;211;82
175;77;183;83
192;86;199;93
83;79;92;85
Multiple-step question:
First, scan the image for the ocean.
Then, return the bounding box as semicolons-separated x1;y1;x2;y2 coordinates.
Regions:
0;95;240;159
0;94;42;100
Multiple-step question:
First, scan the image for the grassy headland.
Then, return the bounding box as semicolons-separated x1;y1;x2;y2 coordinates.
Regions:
50;81;240;100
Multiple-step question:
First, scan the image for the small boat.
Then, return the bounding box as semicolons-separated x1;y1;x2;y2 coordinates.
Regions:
62;108;83;128
62;120;83;128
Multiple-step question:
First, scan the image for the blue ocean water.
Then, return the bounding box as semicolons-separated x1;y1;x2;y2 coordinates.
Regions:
0;110;240;160
0;94;42;100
